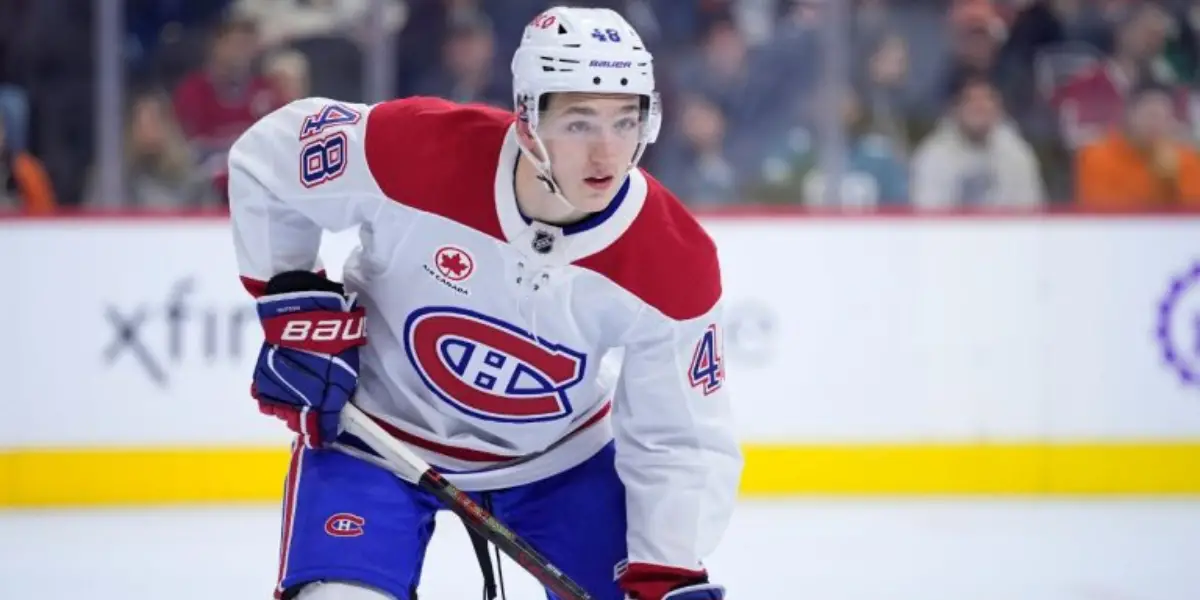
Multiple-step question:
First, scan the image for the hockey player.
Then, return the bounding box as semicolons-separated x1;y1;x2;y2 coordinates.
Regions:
228;6;741;600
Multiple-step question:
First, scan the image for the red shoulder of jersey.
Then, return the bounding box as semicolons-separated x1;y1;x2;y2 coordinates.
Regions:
574;172;722;321
363;96;513;239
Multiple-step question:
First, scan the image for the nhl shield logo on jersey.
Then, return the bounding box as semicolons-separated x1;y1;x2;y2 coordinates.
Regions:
404;306;585;423
531;229;556;255
324;513;366;537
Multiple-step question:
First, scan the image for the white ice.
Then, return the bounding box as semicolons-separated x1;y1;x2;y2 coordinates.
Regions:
1;499;1198;600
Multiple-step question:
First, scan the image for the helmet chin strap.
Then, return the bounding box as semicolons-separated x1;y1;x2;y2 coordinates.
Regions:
535;173;579;218
523;130;587;220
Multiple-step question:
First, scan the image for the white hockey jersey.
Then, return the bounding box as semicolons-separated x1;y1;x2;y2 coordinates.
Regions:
227;96;742;572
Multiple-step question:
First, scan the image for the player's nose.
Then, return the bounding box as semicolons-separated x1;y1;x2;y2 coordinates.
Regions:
588;133;621;162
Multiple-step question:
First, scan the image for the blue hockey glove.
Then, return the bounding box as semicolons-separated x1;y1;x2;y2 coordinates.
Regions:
251;271;366;448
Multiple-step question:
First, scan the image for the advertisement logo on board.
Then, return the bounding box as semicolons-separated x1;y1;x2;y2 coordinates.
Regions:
102;277;258;387
725;300;778;367
1157;262;1200;386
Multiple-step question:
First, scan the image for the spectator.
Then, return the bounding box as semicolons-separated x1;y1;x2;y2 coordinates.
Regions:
233;0;405;49
766;0;824;107
931;0;1006;113
0;108;56;213
172;13;284;172
1191;82;1200;142
635;0;709;49
990;0;1097;200
853;0;895;48
0;86;28;154
234;0;406;100
997;0;1087;74
264;49;312;104
1049;2;1185;148
413;12;509;108
123;0;235;89
394;0;490;98
752;85;909;207
776;0;827;40
1075;82;1200;209
855;31;914;151
1160;5;1199;85
653;94;740;207
673;15;798;137
86;90;221;210
0;0;31;153
13;0;95;206
911;77;1046;209
993;0;1090;134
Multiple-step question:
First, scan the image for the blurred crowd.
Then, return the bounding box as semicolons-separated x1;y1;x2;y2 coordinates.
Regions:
1;0;1199;213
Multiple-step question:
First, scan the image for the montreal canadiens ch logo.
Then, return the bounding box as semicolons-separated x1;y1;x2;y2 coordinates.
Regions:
324;513;365;537
404;306;585;422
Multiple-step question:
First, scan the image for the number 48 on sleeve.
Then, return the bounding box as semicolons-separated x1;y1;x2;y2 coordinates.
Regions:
688;325;724;396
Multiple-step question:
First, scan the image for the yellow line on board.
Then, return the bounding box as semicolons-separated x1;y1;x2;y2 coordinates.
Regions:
2;441;1200;508
741;442;1200;495
0;446;292;507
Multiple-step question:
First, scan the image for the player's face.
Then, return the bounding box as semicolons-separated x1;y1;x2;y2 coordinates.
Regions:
537;93;644;212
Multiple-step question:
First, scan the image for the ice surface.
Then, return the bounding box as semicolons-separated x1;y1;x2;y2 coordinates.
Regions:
1;499;1198;600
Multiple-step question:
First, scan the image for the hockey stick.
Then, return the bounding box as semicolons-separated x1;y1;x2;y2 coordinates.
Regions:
338;402;593;600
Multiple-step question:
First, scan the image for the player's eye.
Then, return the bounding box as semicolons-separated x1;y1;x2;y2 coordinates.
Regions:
565;121;594;134
614;117;639;132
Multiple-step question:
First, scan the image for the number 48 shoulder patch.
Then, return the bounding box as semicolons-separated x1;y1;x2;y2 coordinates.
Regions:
688;324;724;395
298;103;362;188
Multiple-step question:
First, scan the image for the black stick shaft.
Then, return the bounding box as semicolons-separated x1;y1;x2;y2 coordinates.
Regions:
417;470;593;600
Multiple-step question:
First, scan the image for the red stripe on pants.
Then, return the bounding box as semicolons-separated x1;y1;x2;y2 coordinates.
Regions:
274;439;305;598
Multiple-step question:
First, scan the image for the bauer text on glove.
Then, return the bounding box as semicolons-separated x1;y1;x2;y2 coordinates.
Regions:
251;271;366;448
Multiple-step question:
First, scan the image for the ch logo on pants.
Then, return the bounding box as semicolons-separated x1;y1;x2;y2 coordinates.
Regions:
324;513;366;537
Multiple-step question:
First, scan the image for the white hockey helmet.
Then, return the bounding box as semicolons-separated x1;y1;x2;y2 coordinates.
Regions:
511;7;662;195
